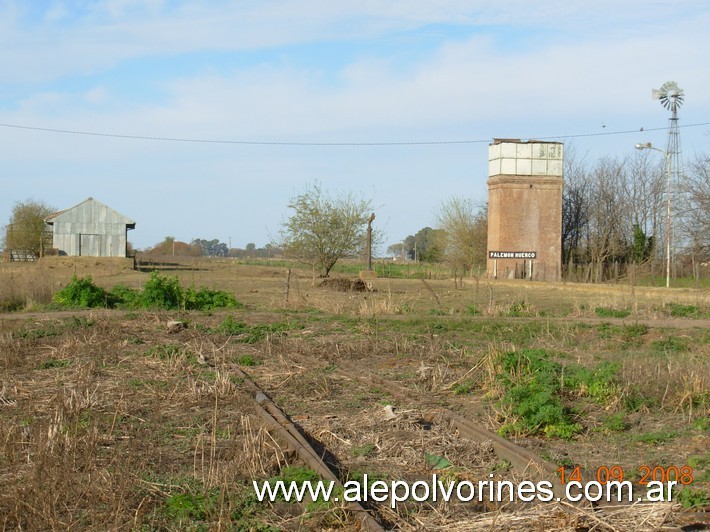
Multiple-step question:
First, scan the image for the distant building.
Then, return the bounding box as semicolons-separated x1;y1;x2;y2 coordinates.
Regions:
45;197;136;257
487;139;563;282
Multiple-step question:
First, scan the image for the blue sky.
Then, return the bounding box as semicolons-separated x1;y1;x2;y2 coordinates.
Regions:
2;0;709;251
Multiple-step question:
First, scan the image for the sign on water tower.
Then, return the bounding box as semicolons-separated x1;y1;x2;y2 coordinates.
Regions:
486;139;563;282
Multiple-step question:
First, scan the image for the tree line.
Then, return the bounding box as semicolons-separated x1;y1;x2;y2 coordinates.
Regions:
142;237;282;259
384;148;709;284
3;148;708;282
560;148;709;282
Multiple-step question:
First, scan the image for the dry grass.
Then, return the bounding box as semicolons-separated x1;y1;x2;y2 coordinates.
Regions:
0;258;708;529
0;266;55;311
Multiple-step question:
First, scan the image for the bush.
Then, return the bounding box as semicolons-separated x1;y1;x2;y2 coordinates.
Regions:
53;272;242;311
496;350;629;439
497;349;581;439
184;287;242;311
53;276;107;308
141;272;183;309
108;284;141;308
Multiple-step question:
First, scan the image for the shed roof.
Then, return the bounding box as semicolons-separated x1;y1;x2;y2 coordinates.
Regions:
45;197;136;229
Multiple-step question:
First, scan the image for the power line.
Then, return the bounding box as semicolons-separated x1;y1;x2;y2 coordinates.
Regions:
0;121;708;146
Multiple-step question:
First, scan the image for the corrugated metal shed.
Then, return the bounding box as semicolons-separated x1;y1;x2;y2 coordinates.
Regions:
45;197;136;257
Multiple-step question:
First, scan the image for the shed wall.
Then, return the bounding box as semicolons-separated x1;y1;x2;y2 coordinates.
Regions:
49;200;133;257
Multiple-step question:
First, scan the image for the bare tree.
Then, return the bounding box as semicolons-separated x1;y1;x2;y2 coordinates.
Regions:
280;183;373;277
561;148;591;270
437;197;487;280
584;157;631;282
685;153;710;262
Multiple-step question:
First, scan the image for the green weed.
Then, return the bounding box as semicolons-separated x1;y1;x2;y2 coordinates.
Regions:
141;272;183;309
464;304;479;316
184;286;243;311
453;379;475;395
692;417;709;432
597;323;621;339
53;275;108;307
351;443;375;457
632;431;676;444
17;324;62;340
38;358;72;370
564;361;622;403
595;307;631;318
623;323;649;340
496;349;581;439
652;336;690;355
108;284;141;308
146;344;184;360
505;301;537;317
266;466;321;503
601;413;627;432
673;487;709;509
237;354;259;366
54;272;241;311
667;303;703;318
216;316;291;343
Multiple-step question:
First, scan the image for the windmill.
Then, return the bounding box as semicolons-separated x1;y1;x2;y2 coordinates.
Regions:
652;82;685;191
652;81;688;265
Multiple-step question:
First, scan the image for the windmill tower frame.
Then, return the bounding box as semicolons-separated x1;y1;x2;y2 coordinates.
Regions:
652;81;687;274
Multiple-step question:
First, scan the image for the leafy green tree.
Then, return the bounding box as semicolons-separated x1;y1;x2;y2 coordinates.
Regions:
280;183;373;277
402;227;444;262
191;238;228;257
386;242;406;259
630;223;654;263
2;199;55;257
145;236;200;256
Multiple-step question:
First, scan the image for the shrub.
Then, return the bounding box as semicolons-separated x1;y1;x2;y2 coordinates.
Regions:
184;287;242;311
564;361;622;403
496;349;581;439
674;488;709;509
141;272;183;309
53;273;244;311
53;276;107;308
108;284;141;308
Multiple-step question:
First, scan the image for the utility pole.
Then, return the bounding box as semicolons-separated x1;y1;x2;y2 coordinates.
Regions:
366;213;375;271
635;142;672;288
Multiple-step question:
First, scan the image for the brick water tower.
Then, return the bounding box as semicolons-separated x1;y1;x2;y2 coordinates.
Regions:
487;139;563;282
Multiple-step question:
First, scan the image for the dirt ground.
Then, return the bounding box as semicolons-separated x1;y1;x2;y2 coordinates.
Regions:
0;258;708;530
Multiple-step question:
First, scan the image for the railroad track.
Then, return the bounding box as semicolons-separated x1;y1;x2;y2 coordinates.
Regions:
231;364;384;531
221;346;710;530
225;354;590;529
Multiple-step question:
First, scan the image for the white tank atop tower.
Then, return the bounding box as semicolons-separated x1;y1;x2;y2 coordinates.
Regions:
486;139;564;282
488;140;563;178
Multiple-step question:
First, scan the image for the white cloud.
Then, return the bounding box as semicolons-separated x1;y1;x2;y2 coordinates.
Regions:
3;0;708;85
44;2;69;22
84;86;109;104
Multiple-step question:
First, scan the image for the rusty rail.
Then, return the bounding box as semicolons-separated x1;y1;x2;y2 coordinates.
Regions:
231;366;384;532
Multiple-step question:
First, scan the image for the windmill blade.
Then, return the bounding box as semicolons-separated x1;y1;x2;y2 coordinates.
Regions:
652;88;662;100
